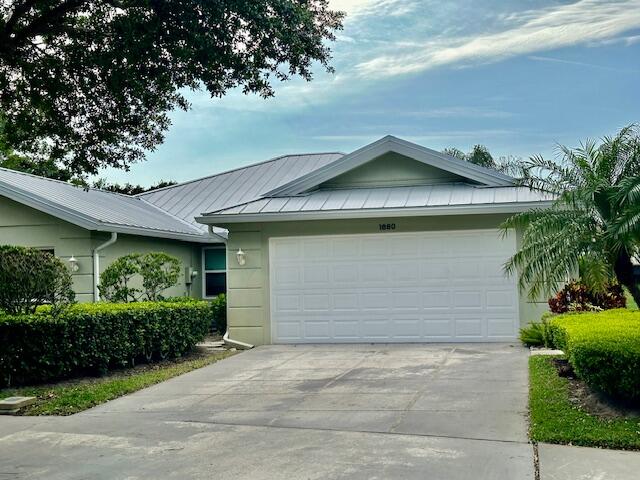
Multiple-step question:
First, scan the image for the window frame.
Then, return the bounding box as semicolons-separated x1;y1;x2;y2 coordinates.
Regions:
202;245;227;299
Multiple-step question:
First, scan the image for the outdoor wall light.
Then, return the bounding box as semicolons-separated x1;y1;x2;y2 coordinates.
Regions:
68;255;79;272
236;248;246;266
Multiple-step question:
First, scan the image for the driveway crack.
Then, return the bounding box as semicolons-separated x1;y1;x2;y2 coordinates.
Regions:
389;346;457;433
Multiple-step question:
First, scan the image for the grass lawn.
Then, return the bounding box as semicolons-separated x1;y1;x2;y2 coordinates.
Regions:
0;350;235;416
529;355;640;450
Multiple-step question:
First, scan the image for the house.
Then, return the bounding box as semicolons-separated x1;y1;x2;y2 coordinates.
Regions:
1;136;553;344
193;136;554;345
0;168;225;302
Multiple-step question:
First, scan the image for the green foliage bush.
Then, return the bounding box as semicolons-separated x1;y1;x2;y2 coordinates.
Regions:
164;294;226;333
0;245;75;314
549;310;640;401
548;281;626;314
99;252;181;302
519;318;554;347
0;301;211;387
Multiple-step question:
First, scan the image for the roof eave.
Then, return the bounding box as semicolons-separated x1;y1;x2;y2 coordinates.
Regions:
0;182;225;244
196;200;554;225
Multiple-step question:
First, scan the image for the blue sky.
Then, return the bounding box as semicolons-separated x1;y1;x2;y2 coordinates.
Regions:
103;0;640;185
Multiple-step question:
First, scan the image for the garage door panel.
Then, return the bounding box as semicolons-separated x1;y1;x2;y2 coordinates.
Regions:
454;317;484;337
303;265;328;283
274;266;300;285
487;317;518;337
392;291;421;310
333;264;360;283
423;290;451;309
423;317;454;337
302;294;330;311
270;230;518;343
274;294;301;312
361;293;390;310
361;237;388;256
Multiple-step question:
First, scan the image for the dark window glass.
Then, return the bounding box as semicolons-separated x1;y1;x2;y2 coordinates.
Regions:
204;248;226;270
205;272;226;297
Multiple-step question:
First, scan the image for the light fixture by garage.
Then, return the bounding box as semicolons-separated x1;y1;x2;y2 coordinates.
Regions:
236;248;246;266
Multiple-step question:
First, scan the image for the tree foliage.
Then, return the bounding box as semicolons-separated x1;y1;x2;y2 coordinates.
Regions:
0;1;344;176
442;144;498;169
99;252;182;302
502;125;640;305
0;245;75;314
91;178;177;195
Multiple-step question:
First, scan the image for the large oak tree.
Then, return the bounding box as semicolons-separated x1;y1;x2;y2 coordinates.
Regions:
0;1;343;176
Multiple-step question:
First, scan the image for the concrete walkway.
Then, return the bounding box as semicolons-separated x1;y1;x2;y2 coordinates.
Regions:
0;344;637;479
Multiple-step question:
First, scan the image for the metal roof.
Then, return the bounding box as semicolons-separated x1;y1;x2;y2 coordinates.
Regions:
0;168;222;243
197;184;554;224
264;135;515;197
139;152;343;231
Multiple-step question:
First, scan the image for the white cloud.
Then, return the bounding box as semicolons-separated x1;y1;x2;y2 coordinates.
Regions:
528;55;637;72
356;0;640;77
328;0;378;15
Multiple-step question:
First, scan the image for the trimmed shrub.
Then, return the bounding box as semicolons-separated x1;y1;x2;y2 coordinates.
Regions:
164;294;227;333
548;281;626;314
549;310;640;401
0;301;211;387
98;252;181;302
0;245;75;315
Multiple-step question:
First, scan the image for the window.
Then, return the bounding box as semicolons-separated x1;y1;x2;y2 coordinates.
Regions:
203;247;226;298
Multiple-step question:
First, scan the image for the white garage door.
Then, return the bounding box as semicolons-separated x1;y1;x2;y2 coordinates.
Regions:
269;230;519;343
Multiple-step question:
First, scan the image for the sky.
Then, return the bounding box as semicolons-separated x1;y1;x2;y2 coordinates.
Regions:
103;0;640;185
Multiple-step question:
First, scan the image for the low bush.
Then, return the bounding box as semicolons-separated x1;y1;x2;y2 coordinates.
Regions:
549;310;640;401
164;294;226;333
0;245;75;314
0;301;211;387
548;281;626;314
519;318;554;347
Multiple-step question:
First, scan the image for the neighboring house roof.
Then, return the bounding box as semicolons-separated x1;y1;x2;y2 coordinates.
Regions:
196;184;554;223
0;168;223;243
138;152;343;231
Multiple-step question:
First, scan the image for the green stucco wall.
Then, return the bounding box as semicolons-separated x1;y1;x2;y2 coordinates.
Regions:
320;152;472;189
0;195;215;302
93;232;206;300
223;214;549;346
0;196;95;302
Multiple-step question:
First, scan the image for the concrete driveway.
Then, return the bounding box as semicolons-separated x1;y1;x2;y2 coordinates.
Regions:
0;344;533;479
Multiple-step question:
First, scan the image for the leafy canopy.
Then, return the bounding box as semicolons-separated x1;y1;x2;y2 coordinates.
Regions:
442;144;498;169
0;1;344;176
502;125;640;305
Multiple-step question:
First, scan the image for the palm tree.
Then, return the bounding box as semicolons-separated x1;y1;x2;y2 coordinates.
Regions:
502;124;640;306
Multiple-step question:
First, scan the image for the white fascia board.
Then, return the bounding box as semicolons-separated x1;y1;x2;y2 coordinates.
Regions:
264;136;515;197
196;200;553;225
97;224;226;243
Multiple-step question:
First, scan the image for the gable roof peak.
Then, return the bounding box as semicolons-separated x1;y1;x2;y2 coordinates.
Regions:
263;135;515;197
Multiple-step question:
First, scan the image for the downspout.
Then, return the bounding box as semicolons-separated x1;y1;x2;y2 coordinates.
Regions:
93;232;118;302
223;330;254;350
206;226;253;349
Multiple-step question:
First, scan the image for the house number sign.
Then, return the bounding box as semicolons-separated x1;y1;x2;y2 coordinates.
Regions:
379;223;396;231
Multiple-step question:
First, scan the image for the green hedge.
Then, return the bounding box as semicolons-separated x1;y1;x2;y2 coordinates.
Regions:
549;309;640;401
0;301;212;387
